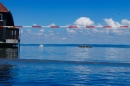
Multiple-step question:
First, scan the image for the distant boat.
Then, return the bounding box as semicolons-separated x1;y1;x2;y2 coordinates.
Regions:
39;44;44;48
78;44;92;48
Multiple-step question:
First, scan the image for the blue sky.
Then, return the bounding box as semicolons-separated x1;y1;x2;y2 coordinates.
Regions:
1;0;130;44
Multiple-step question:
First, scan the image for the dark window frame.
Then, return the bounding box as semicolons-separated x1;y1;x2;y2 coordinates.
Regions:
0;14;3;21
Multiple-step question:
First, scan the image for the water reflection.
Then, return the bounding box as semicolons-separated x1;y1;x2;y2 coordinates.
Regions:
105;48;130;62
0;64;15;86
0;46;19;58
0;46;19;86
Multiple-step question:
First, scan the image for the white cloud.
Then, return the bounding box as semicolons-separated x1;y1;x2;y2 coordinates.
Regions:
121;19;130;25
97;23;103;27
50;23;56;26
20;17;130;44
49;33;55;36
103;18;130;35
44;34;48;37
61;37;66;40
19;30;23;34
26;29;31;33
39;29;44;33
49;30;53;33
92;29;100;33
33;23;37;26
74;17;94;26
35;29;44;36
56;32;60;34
104;18;121;27
66;28;76;34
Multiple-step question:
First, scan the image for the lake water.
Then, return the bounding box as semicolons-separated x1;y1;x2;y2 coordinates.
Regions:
0;44;130;86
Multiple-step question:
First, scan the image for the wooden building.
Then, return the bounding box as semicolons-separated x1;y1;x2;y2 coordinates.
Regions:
0;3;19;46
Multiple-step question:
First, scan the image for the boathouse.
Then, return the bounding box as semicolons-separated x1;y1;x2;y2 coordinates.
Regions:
0;3;19;46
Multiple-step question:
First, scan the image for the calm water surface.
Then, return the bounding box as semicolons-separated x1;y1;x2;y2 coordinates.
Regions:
0;44;130;86
21;44;130;62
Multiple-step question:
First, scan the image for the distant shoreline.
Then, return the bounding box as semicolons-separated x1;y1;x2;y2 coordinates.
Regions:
19;44;130;48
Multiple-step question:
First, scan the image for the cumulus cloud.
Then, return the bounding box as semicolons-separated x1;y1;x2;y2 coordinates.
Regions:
26;29;31;33
22;17;130;44
103;18;125;35
66;28;76;34
121;19;130;25
49;32;55;36
39;29;44;33
49;30;53;33
103;18;130;35
104;18;121;27
74;17;94;26
50;23;56;26
61;37;66;40
35;29;44;36
33;23;37;26
44;34;48;37
97;23;103;27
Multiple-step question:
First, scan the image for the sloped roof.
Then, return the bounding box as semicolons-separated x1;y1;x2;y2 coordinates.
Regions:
0;2;9;12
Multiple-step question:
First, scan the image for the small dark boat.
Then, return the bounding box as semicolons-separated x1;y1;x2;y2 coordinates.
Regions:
78;45;92;48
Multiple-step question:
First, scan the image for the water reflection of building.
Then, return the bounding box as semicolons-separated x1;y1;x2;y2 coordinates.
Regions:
0;46;19;85
0;46;19;58
0;64;14;86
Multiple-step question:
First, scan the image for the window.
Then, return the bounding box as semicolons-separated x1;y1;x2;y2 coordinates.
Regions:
0;14;3;21
11;31;13;35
